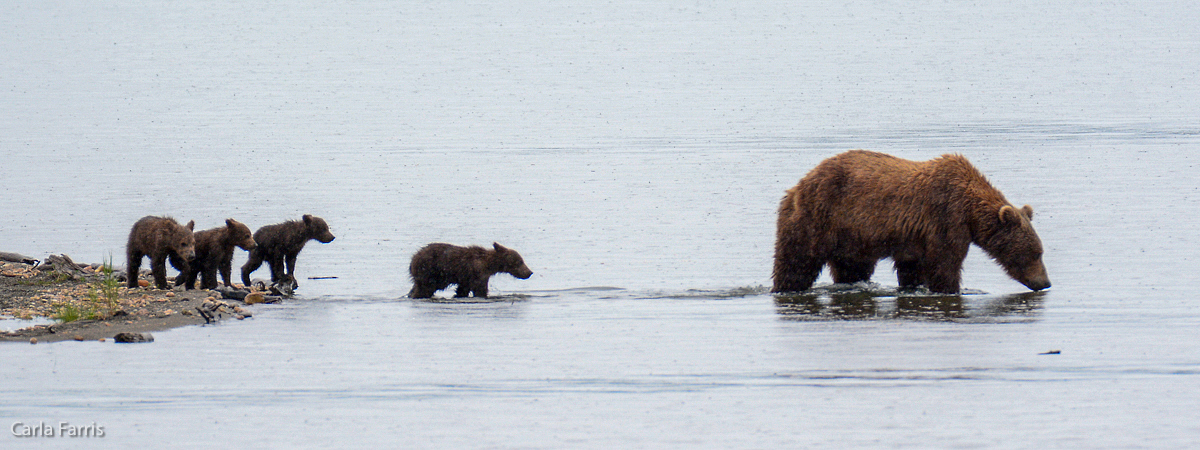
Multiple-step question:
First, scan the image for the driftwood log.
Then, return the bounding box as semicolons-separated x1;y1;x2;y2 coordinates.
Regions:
0;251;39;266
42;254;89;280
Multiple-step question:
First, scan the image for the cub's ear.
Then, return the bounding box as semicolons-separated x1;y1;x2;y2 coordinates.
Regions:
302;214;313;224
493;242;507;252
226;218;237;228
998;205;1021;224
1022;205;1034;220
186;220;195;231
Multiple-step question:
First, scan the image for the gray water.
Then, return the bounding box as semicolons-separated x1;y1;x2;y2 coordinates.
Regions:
3;1;1200;447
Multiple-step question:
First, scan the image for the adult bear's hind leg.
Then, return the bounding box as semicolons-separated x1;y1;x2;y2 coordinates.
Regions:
829;259;876;284
894;260;922;289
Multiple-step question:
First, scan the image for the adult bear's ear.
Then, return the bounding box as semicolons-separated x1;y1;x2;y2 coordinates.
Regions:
226;218;236;228
303;214;313;224
186;220;195;231
999;205;1021;224
493;242;507;252
1022;205;1034;220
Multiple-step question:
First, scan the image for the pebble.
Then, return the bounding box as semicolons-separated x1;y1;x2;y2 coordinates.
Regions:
73;335;84;341
137;279;149;287
244;292;266;305
29;337;37;345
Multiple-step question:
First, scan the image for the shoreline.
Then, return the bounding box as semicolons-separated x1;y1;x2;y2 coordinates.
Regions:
1;260;255;344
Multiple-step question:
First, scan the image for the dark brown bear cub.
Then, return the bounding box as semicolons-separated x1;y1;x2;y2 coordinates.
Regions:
408;243;533;298
126;216;196;290
241;214;335;287
772;150;1050;294
177;219;257;290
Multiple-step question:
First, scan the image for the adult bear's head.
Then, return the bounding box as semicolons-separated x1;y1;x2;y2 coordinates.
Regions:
979;204;1051;291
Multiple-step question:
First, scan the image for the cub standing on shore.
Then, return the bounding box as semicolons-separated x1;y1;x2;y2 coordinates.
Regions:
126;216;196;289
177;218;257;290
408;242;533;299
241;214;335;288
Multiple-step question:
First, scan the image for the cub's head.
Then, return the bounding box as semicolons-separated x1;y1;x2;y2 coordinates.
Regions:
493;242;533;279
985;205;1051;291
226;218;257;251
173;220;197;260
302;214;336;244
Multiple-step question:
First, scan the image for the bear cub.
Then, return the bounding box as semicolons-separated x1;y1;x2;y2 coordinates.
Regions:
177;218;257;290
241;214;335;288
126;216;196;289
408;242;533;299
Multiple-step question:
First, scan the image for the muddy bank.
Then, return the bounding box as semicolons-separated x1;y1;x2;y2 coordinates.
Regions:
0;261;256;343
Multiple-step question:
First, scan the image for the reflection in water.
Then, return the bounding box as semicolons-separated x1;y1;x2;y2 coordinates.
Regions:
895;296;965;320
639;286;770;300
408;294;531;319
774;286;1045;322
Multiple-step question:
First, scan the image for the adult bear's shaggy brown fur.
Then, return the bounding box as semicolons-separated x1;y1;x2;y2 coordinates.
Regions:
177;218;257;290
408;242;533;299
772;150;1050;294
126;216;196;289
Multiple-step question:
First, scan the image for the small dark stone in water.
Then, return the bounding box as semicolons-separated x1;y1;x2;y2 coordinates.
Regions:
1039;350;1061;355
113;332;154;343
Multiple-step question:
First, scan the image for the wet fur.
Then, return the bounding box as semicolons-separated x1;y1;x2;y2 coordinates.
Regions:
126;216;196;290
408;242;533;298
178;219;257;290
772;150;1050;294
241;214;335;287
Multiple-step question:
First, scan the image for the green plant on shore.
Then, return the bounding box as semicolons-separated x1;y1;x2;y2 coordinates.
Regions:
53;257;122;323
52;302;88;323
87;257;121;319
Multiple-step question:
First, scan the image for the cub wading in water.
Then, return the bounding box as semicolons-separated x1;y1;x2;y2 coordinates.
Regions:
408;243;533;298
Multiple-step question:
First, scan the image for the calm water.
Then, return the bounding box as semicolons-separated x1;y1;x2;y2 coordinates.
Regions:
3;1;1200;447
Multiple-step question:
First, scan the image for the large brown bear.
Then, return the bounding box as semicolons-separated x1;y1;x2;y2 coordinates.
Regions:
240;214;335;287
177;219;257;290
772;150;1051;294
126;216;196;289
408;242;533;298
